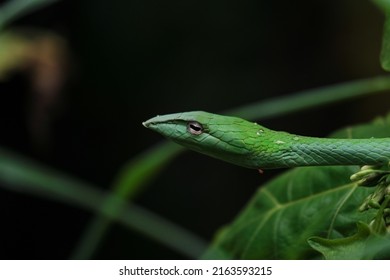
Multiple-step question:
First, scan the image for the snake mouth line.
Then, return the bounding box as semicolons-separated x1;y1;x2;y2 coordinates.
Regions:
142;117;161;128
142;121;151;128
142;115;171;128
142;119;170;128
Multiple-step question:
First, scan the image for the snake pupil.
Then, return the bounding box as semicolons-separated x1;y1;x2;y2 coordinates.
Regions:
187;121;203;135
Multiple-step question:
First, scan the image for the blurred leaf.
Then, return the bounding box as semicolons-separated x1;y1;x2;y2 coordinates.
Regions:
0;147;206;258
71;142;184;259
373;0;390;71
307;222;372;260
372;0;390;12
111;142;183;199
0;31;28;79
203;113;390;259
380;15;390;71
225;75;390;120
0;0;59;30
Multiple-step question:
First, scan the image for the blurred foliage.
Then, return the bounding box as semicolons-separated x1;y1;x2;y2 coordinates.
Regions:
0;0;58;29
0;146;206;258
373;0;390;70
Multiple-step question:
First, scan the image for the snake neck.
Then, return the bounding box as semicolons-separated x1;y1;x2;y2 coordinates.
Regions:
251;135;390;169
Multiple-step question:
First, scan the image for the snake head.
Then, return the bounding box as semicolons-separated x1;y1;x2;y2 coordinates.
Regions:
143;111;261;168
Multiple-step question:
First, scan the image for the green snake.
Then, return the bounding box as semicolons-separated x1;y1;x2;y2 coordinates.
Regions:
143;111;390;169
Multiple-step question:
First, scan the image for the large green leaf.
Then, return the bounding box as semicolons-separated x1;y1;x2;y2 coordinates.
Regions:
203;113;390;259
307;222;373;260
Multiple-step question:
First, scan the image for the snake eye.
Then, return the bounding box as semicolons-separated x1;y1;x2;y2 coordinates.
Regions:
187;121;203;135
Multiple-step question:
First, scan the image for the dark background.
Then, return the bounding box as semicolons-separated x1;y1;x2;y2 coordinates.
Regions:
0;0;389;259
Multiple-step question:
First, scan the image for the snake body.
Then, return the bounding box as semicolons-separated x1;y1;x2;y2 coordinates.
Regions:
143;111;390;169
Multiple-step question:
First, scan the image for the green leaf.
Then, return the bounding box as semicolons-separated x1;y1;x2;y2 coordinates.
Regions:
307;222;372;260
380;15;390;71
308;218;390;260
203;166;375;259
203;113;390;260
372;0;390;13
374;0;390;71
